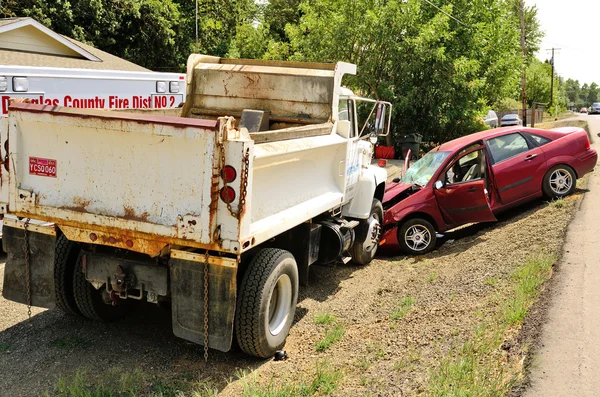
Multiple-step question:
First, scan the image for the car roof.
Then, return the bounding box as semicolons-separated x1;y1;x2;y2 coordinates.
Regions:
438;126;529;151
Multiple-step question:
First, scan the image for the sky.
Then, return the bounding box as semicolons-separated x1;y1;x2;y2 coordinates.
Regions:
532;0;600;85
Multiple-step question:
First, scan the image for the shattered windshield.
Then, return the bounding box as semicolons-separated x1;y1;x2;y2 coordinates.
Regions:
401;150;451;186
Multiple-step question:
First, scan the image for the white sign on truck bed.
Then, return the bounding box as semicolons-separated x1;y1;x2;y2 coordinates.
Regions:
1;55;391;358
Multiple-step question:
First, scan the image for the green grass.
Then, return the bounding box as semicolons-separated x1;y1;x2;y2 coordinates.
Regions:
428;272;438;282
315;323;345;352
240;360;341;396
485;277;499;286
504;253;555;325
427;253;556;396
391;296;415;320
0;343;9;353
48;367;218;397
313;312;336;325
549;198;566;209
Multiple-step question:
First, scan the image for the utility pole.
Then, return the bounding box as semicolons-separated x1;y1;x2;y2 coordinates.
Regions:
547;47;561;107
519;0;527;127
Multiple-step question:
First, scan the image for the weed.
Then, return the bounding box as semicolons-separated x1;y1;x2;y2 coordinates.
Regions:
0;343;9;353
427;272;438;282
315;323;345;352
391;296;415;320
427;253;556;395
485;277;499;286
313;312;336;325
549;198;565;209
240;360;341;396
504;253;555;325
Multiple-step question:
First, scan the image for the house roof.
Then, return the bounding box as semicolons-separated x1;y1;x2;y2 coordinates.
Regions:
0;17;150;72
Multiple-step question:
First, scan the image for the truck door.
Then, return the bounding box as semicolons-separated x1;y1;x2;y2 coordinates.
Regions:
433;147;496;227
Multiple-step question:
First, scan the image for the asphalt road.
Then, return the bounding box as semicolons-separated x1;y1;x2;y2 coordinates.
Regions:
525;114;600;396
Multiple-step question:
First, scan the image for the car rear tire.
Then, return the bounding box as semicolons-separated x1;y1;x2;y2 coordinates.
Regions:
72;254;130;322
235;248;299;358
53;235;82;316
398;218;437;255
351;199;383;265
542;165;576;199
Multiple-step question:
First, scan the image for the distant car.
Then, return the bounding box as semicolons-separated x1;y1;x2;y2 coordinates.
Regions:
581;107;588;114
380;126;597;255
589;103;600;114
483;110;498;128
500;114;522;126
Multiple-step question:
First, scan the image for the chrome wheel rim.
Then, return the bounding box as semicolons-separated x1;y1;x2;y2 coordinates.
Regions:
404;225;431;252
362;212;381;253
268;274;292;336
550;169;573;195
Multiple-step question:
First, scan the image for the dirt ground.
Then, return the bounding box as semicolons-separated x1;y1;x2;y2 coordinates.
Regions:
0;187;585;396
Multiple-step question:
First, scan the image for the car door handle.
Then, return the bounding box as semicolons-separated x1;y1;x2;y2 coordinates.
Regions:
525;154;537;161
467;187;478;192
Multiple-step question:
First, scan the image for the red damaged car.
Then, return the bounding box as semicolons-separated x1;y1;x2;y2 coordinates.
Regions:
380;126;597;255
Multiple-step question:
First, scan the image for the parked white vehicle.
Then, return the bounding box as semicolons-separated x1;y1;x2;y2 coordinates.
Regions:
0;55;390;358
0;65;186;115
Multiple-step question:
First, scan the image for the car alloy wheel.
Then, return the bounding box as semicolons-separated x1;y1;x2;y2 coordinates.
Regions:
404;224;432;252
549;169;573;195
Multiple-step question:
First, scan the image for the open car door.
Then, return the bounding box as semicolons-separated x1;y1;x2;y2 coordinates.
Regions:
433;145;496;227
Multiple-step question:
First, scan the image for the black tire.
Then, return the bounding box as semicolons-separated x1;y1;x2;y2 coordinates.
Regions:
398;218;437;255
72;254;130;322
351;199;384;265
542;165;576;199
53;235;82;316
235;248;299;358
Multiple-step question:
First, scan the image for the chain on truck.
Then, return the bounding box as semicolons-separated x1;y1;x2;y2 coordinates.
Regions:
0;55;391;358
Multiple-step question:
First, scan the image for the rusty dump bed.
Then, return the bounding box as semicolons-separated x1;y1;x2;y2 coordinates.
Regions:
5;102;252;257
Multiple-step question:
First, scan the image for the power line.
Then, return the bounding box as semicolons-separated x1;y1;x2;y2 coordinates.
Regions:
421;0;469;28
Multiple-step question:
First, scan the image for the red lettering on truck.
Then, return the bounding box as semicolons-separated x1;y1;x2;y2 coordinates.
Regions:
29;157;57;178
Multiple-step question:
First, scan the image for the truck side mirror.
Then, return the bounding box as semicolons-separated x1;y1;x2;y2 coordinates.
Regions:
434;180;444;190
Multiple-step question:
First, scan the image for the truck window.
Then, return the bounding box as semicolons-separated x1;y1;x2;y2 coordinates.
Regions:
338;98;355;137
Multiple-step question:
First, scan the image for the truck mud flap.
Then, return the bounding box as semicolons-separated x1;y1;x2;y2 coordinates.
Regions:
2;224;57;308
170;250;237;352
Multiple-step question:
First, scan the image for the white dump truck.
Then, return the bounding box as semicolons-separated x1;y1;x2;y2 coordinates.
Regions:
0;55;390;358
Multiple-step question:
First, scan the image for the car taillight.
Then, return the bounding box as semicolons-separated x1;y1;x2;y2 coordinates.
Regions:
220;186;236;203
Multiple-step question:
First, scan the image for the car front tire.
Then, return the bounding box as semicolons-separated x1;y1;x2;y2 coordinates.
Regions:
398;218;437;255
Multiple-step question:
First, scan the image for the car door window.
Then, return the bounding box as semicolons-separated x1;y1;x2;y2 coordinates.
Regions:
444;149;485;185
487;133;530;164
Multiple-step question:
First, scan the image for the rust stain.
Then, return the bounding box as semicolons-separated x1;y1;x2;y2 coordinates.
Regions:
122;205;150;222
63;196;92;212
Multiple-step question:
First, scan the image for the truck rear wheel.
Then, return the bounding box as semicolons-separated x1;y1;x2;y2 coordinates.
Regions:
235;248;299;358
53;235;82;316
351;199;384;265
72;254;129;322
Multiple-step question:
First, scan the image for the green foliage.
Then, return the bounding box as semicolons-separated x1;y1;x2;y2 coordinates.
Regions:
495;97;521;111
313;312;337;325
504;253;555;325
391;296;415;320
4;0;258;71
240;360;342;396
315;323;345;352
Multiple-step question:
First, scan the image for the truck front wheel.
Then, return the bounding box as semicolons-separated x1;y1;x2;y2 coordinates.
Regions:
235;248;299;358
351;199;384;265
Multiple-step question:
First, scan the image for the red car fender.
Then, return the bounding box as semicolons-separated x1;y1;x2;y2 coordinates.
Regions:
383;191;447;232
545;154;589;178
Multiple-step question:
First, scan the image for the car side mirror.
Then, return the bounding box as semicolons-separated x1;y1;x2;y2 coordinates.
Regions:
434;180;444;190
